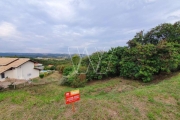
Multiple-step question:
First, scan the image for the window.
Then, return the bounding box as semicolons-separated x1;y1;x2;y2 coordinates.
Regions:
1;73;5;79
27;73;31;76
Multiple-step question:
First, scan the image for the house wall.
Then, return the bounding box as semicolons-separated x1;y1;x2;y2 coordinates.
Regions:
15;61;39;80
0;61;39;81
0;70;14;81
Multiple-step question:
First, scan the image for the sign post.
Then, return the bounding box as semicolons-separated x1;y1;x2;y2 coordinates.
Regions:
72;103;75;112
65;90;80;112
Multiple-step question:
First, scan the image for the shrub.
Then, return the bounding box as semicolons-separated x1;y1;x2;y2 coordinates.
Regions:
56;65;65;73
63;66;73;76
60;74;87;88
70;74;87;87
39;74;44;79
59;76;69;86
62;21;180;84
71;78;87;88
50;66;55;70
78;66;87;73
44;72;48;77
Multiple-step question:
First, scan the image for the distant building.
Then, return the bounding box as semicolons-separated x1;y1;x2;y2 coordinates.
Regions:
34;63;44;70
48;65;54;67
0;58;40;81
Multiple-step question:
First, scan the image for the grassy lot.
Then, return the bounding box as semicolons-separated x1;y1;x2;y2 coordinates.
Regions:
0;72;180;120
31;71;61;84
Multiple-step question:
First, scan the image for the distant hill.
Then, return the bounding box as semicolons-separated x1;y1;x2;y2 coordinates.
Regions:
0;53;86;58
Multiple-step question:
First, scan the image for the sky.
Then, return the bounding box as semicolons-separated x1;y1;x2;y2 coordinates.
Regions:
0;0;180;53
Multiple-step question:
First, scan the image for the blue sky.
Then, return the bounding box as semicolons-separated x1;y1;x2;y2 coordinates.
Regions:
0;0;180;53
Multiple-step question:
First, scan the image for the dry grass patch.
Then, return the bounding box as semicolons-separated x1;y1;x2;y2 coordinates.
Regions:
0;73;180;120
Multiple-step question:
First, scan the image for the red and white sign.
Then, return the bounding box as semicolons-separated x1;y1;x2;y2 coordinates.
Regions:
65;90;80;104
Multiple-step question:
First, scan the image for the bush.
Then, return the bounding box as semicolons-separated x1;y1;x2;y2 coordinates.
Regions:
44;72;48;77
71;78;87;88
62;21;180;84
60;74;87;88
78;66;87;73
59;76;69;86
50;66;55;70
39;74;44;79
56;65;65;73
63;66;73;76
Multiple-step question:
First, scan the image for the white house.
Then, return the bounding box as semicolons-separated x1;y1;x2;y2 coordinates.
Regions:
0;58;40;81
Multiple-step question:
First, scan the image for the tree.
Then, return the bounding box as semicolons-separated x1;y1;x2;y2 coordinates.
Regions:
72;54;80;66
56;65;65;73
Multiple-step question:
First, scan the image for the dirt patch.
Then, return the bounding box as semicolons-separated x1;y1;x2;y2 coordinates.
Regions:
104;87;113;92
0;79;27;89
102;106;119;119
154;96;177;105
118;85;136;93
87;77;119;85
120;96;148;119
148;72;180;84
132;100;148;118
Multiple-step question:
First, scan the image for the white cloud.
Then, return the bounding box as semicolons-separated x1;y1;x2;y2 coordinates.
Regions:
120;28;143;35
28;0;76;21
0;22;19;37
52;25;106;38
145;0;157;3
166;9;180;23
1;0;180;53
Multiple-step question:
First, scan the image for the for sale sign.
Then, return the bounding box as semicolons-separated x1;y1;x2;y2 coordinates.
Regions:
65;90;80;104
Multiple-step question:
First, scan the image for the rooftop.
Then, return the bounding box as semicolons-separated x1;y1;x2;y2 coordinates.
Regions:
0;58;30;74
0;58;18;66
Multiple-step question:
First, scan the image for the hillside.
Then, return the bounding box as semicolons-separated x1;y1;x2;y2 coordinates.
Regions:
0;53;86;58
0;72;179;120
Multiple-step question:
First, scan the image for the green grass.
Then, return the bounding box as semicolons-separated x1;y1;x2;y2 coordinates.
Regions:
0;72;180;120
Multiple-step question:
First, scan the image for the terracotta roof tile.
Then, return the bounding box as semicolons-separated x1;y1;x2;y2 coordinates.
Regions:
0;58;30;74
0;58;18;66
0;66;12;74
8;58;30;68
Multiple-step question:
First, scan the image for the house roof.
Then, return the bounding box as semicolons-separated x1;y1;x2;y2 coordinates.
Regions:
8;58;30;68
0;58;18;66
0;66;12;74
0;58;31;74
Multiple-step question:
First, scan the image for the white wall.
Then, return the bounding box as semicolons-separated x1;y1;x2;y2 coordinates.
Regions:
0;61;39;81
16;61;39;80
0;70;13;81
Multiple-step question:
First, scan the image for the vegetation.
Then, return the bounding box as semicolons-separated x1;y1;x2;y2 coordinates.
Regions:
33;21;180;87
56;65;65;73
39;74;44;79
0;72;180;120
63;66;74;76
77;21;180;83
31;58;71;70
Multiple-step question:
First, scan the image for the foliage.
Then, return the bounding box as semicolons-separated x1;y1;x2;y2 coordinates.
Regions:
44;72;48;77
49;66;56;70
60;20;180;84
60;74;87;88
56;65;65;73
72;54;80;66
31;58;71;69
63;66;73;76
59;76;69;86
127;21;180;46
81;20;180;82
81;48;125;81
39;74;44;79
78;66;88;74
